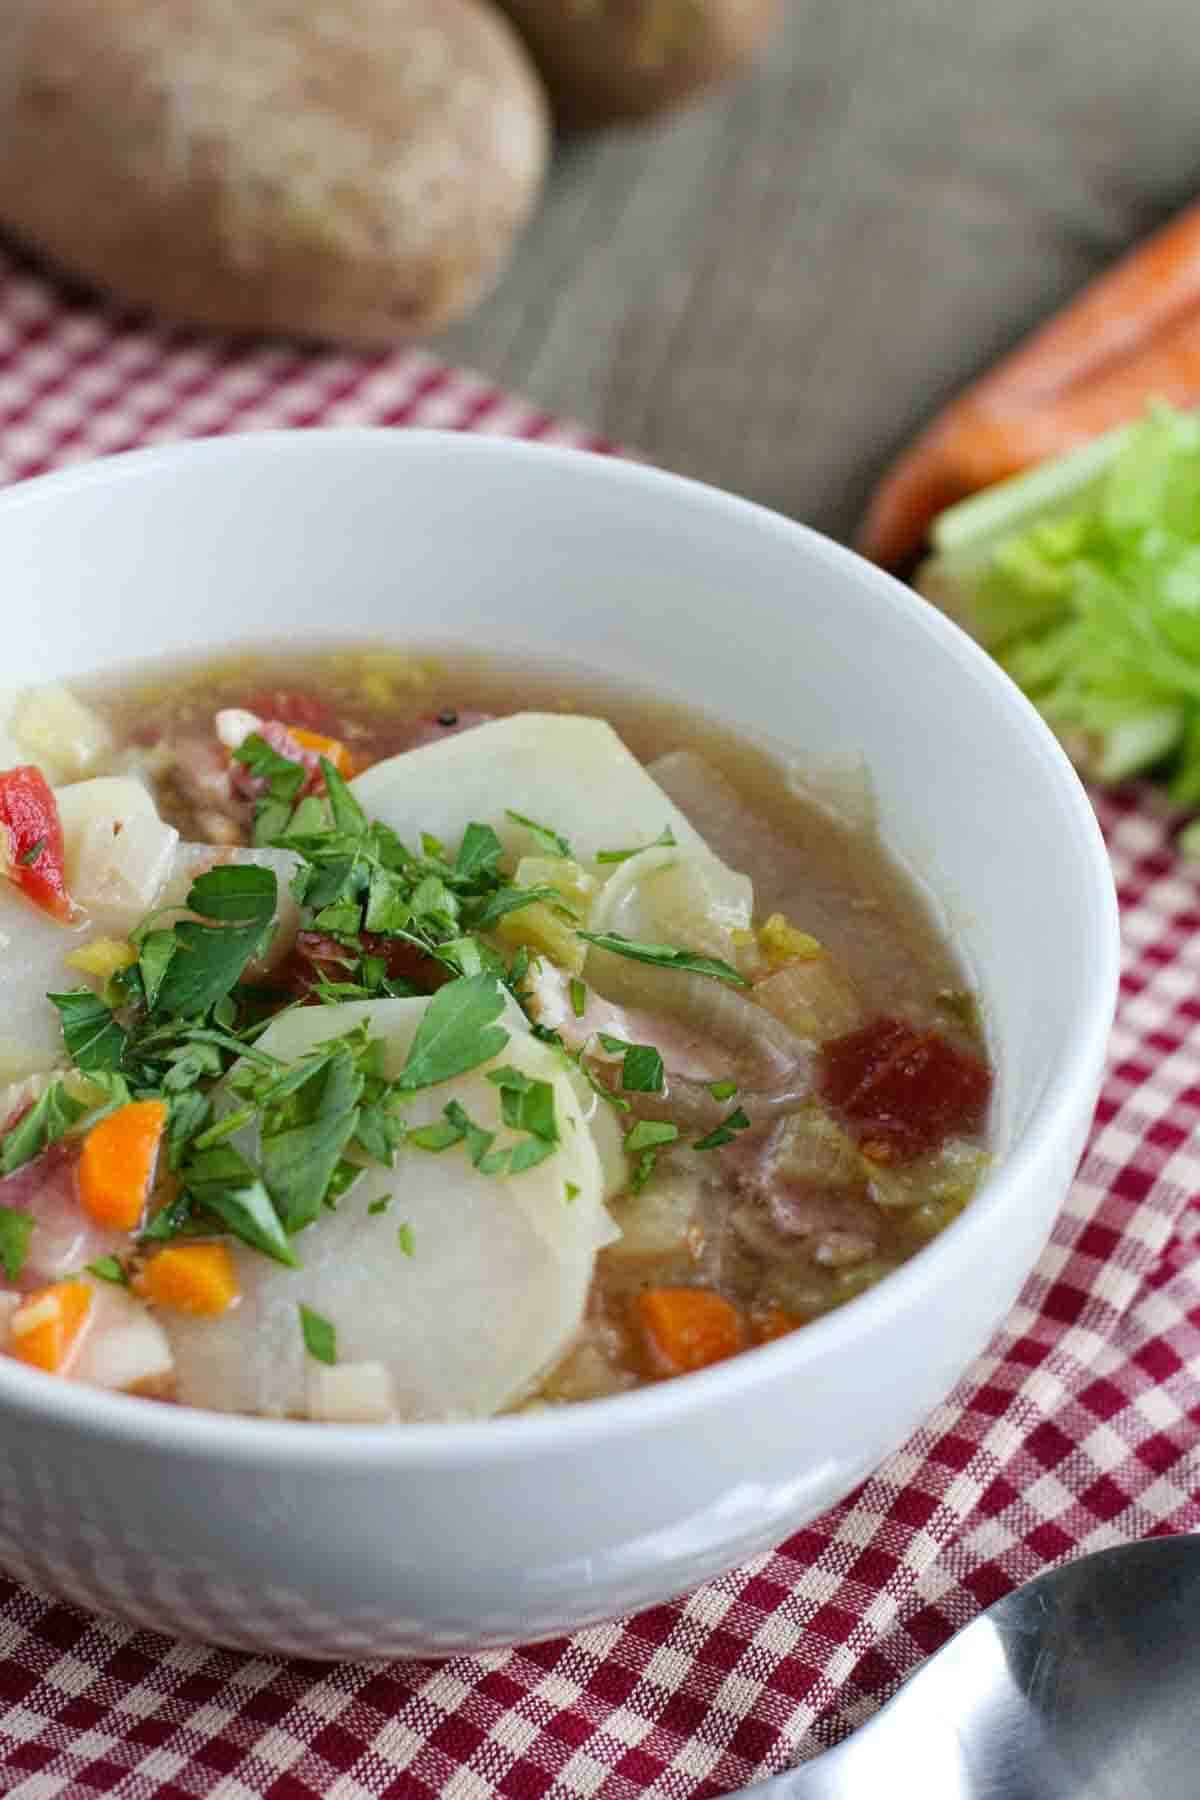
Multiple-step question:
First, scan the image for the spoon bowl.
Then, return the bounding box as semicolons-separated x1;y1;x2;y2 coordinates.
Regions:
747;1535;1200;1799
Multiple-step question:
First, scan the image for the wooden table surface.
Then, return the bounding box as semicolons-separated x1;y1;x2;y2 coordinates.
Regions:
438;0;1200;545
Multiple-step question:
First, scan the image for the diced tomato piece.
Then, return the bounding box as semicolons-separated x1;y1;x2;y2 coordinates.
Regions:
819;1015;991;1163
0;766;71;921
244;689;338;735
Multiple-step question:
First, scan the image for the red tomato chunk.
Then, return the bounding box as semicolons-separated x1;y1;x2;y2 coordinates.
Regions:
0;766;71;921
819;1016;991;1163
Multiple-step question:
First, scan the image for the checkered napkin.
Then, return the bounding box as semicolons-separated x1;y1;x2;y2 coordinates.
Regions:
0;245;1197;1800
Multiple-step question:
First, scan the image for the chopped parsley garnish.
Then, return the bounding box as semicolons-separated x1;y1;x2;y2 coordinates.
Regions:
234;734;307;845
0;1081;88;1178
455;822;504;885
0;1206;35;1281
8;748;717;1278
623;1118;680;1195
708;1079;738;1102
596;1034;665;1095
395;974;510;1092
564;1181;580;1203
486;1066;558;1144
576;931;749;988
397;1221;415;1258
86;1255;127;1285
18;837;46;867
693;1106;751;1151
594;826;677;865
182;1143;298;1267
624;1120;679;1154
299;1302;337;1365
504;809;572;858
147;865;279;1019
410;1077;558;1176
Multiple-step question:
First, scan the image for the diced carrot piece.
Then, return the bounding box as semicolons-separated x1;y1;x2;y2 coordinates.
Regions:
9;1280;92;1373
634;1287;744;1377
139;1244;240;1316
288;727;357;779
78;1100;167;1231
750;1306;804;1345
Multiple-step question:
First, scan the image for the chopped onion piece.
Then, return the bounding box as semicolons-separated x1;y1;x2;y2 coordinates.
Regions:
71;1283;174;1395
11;684;113;783
56;779;179;934
590;846;753;963
307;1360;396;1424
214;708;262;752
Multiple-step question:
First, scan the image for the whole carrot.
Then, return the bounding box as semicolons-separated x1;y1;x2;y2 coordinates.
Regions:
857;198;1200;570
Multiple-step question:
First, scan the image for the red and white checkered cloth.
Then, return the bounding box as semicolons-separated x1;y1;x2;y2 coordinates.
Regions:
0;243;1197;1800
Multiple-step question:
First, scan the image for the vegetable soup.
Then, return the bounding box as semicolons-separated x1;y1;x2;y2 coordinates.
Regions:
0;647;992;1421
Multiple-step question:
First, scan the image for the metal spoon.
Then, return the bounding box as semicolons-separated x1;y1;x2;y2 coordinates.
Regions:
741;1534;1200;1799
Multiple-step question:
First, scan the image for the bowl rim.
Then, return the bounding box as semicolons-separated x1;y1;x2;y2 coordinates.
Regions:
0;427;1121;1466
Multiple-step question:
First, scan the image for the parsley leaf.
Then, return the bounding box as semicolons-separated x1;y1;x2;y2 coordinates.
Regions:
153;915;275;1018
577;931;749;988
408;1118;465;1152
299;1302;337;1365
622;1044;665;1093
321;758;368;835
0;1206;34;1280
183;1143;297;1267
492;1136;556;1175
455;822;504;885
569;978;587;1018
505;808;572;858
140;1187;194;1242
86;1254;127;1285
631;1149;659;1194
395;974;509;1092
143;865;280;1019
0;1081;88;1177
485;1066;558;1142
594;826;677;865
469;884;577;929
443;1098;496;1168
624;1120;679;1154
18;836;46;867
234;733;307;844
594;1034;665;1095
693;1106;751;1151
138;930;177;1011
188;865;278;925
709;1079;738;1101
48;990;128;1072
397;1221;415;1257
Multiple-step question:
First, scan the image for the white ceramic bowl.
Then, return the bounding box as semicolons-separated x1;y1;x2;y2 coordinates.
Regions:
0;431;1117;1658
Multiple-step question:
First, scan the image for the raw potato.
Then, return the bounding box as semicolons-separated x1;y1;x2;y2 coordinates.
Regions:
0;0;549;344
492;0;780;128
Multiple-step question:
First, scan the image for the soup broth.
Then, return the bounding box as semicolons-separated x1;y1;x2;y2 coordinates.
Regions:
0;645;992;1419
